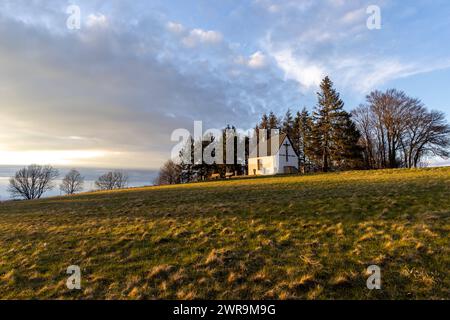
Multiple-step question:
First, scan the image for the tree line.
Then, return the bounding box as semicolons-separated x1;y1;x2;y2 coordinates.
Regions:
8;165;130;200
157;125;248;185
353;89;450;169
156;76;450;184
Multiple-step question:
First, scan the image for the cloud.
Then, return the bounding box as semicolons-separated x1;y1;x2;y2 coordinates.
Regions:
340;8;366;24
248;51;267;69
253;0;314;14
0;149;108;166
166;21;184;34
165;21;223;48
235;51;267;69
86;13;108;28
259;0;450;96
326;57;412;93
271;49;324;89
182;28;223;47
1;0;449;169
0;2;300;168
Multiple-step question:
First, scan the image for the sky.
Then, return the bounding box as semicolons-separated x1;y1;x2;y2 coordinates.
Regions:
1;0;450;169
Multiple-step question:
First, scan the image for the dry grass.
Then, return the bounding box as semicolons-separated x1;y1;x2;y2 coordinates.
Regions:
0;168;449;299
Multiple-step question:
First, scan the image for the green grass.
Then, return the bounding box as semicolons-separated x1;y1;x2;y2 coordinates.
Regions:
0;168;449;299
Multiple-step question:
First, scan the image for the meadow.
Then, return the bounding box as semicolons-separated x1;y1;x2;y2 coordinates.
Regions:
0;168;449;299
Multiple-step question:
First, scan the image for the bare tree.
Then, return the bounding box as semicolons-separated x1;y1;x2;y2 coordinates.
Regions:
366;89;412;168
353;89;450;169
95;171;128;190
8;165;59;200
401;110;450;168
60;169;84;195
155;160;181;185
353;105;376;169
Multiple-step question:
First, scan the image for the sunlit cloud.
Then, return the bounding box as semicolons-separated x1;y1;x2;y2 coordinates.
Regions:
0;150;107;166
270;48;325;89
182;28;223;47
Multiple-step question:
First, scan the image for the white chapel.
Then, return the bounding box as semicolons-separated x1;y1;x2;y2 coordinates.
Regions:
248;133;299;175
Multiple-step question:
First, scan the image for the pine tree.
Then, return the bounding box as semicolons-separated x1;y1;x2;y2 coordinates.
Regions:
268;111;280;129
259;113;269;129
313;77;337;172
333;113;363;169
312;76;361;172
294;107;314;173
282;109;294;138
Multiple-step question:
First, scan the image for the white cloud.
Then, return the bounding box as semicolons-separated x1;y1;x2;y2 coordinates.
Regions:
0;149;107;166
260;1;450;94
270;47;449;94
355;60;414;92
248;51;267;68
166;21;184;34
254;0;314;13
235;51;267;69
340;8;366;24
67;136;86;140
182;28;223;47
336;57;450;93
271;49;324;89
86;13;108;28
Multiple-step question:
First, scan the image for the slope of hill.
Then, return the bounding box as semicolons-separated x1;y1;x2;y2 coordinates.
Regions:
0;168;449;299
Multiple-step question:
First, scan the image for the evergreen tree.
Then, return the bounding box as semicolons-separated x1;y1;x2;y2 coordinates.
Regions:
294;108;314;173
282;109;294;138
312;77;336;172
312;76;361;172
268;111;280;129
333;112;363;169
259;113;269;129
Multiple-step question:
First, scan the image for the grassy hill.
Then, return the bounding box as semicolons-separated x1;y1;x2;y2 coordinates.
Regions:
0;168;449;299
